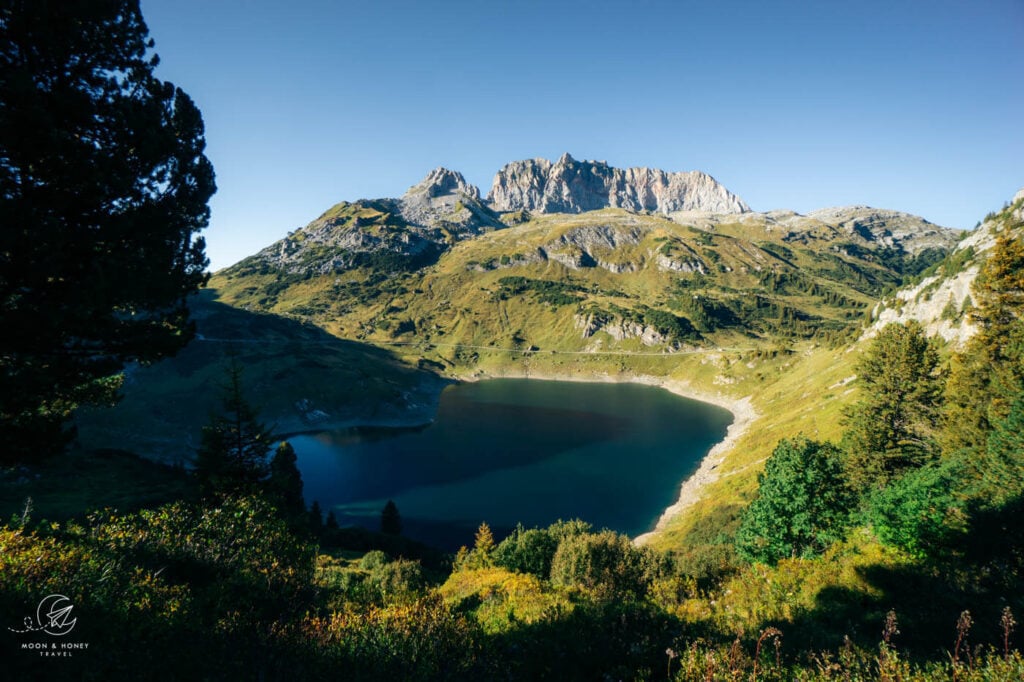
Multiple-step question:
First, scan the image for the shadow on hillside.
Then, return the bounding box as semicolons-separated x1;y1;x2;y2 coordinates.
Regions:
757;495;1024;661
75;291;447;462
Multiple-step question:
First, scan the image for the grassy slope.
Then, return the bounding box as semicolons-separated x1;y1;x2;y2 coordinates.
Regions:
0;447;195;522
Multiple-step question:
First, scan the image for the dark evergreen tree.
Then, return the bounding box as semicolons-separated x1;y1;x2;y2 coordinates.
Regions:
325;509;339;531
267;441;305;519
842;321;942;492
736;437;855;564
308;500;324;534
979;394;1024;507
194;358;273;494
381;499;402;536
0;0;215;462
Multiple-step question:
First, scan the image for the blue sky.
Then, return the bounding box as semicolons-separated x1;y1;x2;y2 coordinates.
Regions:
140;0;1024;271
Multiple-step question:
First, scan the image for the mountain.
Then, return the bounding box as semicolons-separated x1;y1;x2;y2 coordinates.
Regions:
216;203;960;361
234;168;503;277
866;187;1024;344
487;153;750;214
108;156;969;462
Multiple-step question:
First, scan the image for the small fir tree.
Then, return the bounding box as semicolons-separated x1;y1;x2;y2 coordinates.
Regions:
267;441;305;519
381;499;402;536
469;522;496;568
308;500;324;534
842;321;942;492
194;358;273;494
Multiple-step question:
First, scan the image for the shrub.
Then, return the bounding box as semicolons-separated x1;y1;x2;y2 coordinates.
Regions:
494;525;559;579
549;530;655;598
865;458;967;558
735;437;856;565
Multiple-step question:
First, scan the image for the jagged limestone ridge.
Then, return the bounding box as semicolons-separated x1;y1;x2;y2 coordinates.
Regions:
487;153;751;215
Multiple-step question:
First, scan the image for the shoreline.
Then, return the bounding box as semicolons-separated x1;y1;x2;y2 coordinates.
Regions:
455;367;758;546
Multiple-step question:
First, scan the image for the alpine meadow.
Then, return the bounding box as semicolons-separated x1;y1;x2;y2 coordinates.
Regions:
3;1;1024;680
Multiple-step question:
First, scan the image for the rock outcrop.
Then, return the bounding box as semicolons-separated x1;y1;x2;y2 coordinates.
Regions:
232;168;503;275
864;187;1024;346
399;167;503;236
805;206;960;256
488;153;750;215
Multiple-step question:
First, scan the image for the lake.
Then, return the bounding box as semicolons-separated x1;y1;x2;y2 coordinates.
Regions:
289;378;733;550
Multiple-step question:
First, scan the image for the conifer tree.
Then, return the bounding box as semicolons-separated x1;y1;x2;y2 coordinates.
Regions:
469;522;496;568
980;395;1024;507
0;0;215;461
309;501;324;534
194;358;273;494
843;321;942;492
267;441;305;520
381;500;402;536
943;226;1024;455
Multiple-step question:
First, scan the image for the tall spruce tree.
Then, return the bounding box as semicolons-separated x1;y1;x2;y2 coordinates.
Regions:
195;358;273;494
943;225;1024;456
0;0;215;461
979;394;1024;507
842;321;942;492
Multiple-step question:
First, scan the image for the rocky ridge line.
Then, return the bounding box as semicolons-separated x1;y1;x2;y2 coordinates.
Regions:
487;153;750;215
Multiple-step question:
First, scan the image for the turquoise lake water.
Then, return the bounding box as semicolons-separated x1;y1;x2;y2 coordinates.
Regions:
289;378;732;550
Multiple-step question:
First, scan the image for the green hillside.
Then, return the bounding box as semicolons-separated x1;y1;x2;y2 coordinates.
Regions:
213;207;948;358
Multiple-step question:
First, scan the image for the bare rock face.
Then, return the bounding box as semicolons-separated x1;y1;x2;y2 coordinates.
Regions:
399;167;502;236
806;206;961;256
864;186;1024;346
487;153;750;215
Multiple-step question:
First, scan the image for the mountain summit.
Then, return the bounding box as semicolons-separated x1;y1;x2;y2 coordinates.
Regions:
487;153;750;215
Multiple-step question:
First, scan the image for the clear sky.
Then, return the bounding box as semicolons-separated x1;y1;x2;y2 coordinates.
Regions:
139;0;1024;271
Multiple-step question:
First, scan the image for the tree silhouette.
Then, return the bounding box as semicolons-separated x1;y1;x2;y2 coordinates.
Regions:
381;499;402;536
309;501;324;534
0;0;215;461
267;441;306;521
194;358;273;494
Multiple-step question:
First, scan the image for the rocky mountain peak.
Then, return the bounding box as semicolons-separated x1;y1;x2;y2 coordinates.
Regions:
487;154;750;215
403;167;480;201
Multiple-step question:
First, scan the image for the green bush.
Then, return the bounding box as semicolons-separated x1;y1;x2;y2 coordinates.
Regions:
549;530;656;598
494;525;560;578
735;438;856;564
369;558;426;603
865;459;966;558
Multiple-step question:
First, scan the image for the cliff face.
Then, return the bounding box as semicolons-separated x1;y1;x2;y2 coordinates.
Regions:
805;206;959;256
865;187;1024;346
487;153;750;215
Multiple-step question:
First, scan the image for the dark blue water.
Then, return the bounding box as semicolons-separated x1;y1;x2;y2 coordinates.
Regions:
289;379;732;550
